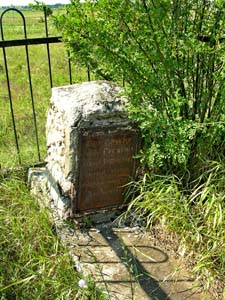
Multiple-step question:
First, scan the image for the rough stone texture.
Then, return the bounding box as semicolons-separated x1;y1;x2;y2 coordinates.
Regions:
46;80;128;190
28;167;71;218
45;80;137;217
69;228;212;300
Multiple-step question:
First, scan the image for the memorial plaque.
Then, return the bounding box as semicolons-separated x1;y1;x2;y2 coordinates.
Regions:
76;128;139;212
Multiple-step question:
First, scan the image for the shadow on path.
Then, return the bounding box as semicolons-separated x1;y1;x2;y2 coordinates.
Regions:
99;227;171;300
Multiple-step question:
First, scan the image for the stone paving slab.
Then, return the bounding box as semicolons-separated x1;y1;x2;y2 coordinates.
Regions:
58;223;212;300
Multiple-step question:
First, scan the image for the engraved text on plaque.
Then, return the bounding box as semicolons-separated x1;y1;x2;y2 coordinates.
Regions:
77;129;138;211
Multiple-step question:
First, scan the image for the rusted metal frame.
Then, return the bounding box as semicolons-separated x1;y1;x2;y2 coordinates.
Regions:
75;129;82;214
0;8;40;162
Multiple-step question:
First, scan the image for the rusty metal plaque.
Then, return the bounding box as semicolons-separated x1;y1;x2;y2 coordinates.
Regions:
76;128;139;212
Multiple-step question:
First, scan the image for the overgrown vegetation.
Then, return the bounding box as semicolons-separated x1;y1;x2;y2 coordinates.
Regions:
56;0;225;291
0;175;108;300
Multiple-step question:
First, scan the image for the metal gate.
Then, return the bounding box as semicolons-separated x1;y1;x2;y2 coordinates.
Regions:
0;7;89;166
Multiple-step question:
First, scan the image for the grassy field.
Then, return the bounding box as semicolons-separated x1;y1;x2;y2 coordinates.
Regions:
0;8;90;168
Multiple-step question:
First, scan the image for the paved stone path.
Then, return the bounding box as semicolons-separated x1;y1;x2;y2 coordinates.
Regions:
55;217;212;300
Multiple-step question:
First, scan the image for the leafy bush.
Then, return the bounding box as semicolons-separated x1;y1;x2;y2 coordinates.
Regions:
55;0;225;176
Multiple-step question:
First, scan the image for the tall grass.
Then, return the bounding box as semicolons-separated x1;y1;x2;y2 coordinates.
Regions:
125;160;225;291
0;174;108;300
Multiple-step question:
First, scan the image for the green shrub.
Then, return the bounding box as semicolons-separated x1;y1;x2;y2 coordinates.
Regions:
56;0;225;176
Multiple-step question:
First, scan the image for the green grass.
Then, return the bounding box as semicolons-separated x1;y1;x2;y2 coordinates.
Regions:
125;160;225;293
0;174;108;300
0;8;91;168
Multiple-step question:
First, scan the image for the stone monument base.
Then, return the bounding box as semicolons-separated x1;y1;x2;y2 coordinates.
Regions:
28;167;126;220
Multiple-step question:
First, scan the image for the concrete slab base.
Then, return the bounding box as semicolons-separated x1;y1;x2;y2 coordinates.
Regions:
60;226;211;300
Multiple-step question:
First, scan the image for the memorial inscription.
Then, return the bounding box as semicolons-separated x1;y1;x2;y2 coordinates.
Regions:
76;128;139;212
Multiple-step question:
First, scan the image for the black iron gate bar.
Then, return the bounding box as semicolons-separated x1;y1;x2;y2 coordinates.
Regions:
0;36;62;47
0;7;73;164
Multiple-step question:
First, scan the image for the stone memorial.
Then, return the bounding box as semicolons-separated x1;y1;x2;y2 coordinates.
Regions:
29;81;139;218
